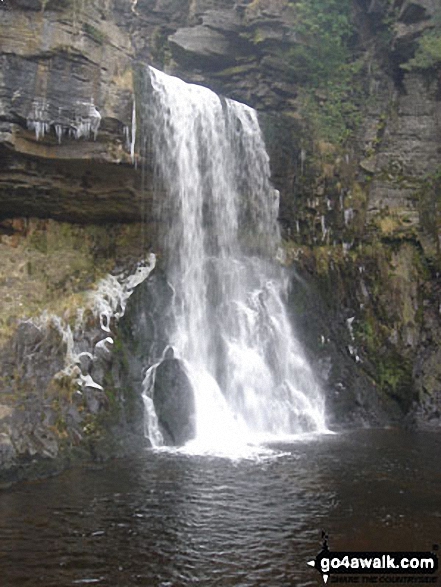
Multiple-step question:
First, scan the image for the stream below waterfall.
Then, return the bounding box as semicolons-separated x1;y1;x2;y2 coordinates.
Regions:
1;429;440;586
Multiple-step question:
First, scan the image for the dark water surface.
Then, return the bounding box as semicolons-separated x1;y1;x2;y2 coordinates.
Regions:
0;430;440;586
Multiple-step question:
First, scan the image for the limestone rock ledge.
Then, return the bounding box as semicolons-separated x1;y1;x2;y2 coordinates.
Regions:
0;0;151;222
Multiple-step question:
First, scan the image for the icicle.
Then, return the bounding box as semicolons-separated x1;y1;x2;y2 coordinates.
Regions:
347;317;355;341
131;98;136;165
91;255;156;332
300;148;306;176
344;208;354;226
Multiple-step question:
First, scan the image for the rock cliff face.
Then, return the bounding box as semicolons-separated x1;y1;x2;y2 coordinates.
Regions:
285;0;441;430
0;0;440;482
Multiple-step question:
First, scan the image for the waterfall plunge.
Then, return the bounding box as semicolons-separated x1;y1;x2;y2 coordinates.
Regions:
143;67;326;452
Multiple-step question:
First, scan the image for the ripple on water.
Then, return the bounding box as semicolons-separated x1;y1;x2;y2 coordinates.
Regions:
0;430;440;586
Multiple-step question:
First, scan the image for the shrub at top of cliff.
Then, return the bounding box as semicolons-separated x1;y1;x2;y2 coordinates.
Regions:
400;5;441;72
287;0;365;144
401;30;441;72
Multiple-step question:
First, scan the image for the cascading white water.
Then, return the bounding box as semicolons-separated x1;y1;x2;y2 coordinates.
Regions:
144;67;326;451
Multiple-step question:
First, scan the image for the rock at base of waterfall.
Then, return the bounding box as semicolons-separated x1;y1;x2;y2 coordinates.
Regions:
153;358;196;446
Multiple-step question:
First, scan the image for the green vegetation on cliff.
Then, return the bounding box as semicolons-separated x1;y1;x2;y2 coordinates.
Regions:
287;0;364;144
288;0;353;85
402;30;441;72
401;5;441;72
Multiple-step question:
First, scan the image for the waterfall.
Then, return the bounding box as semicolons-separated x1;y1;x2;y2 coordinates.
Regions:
143;67;326;451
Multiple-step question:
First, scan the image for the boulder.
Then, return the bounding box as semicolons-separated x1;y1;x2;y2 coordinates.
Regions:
153;357;196;446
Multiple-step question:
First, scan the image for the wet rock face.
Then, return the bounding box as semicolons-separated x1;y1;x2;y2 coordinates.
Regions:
118;269;197;446
0;321;66;480
117;267;173;440
119;267;175;390
413;390;441;430
286;269;401;429
153;357;196;446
